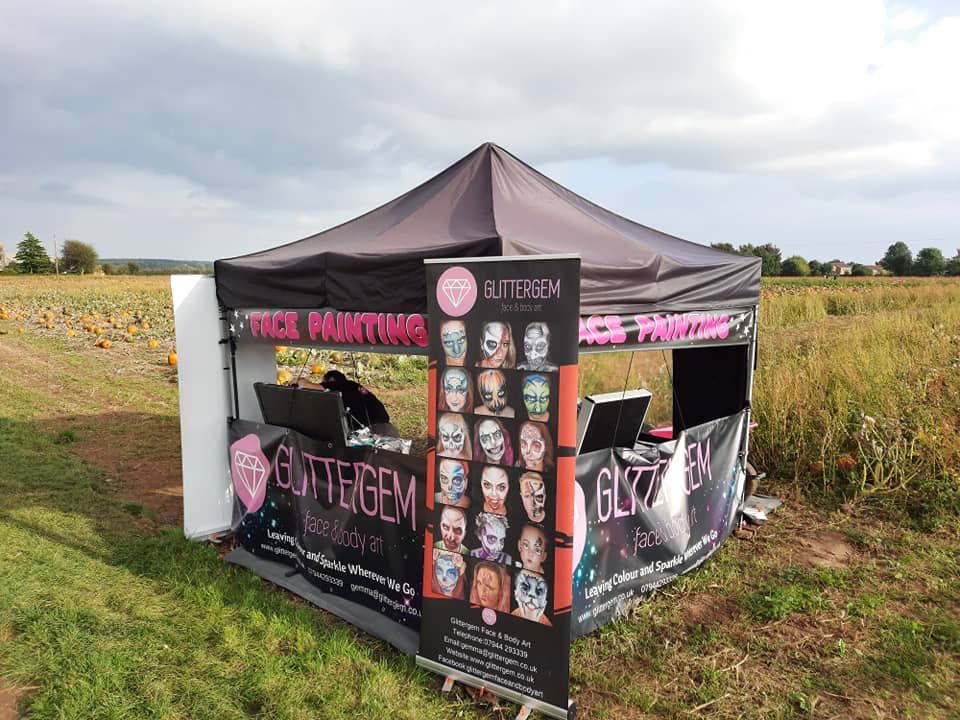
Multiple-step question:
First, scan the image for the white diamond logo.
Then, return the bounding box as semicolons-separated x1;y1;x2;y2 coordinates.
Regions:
441;278;473;308
234;450;266;498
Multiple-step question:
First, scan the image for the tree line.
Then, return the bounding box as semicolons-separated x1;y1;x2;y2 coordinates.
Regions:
710;241;960;277
2;232;208;275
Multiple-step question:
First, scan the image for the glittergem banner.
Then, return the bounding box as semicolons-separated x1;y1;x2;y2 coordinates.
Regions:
571;411;747;637
417;256;581;720
228;419;425;629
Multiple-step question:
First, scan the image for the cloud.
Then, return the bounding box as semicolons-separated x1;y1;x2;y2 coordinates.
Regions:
0;0;958;261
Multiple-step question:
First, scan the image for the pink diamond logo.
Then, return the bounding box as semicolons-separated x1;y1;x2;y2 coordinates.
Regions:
436;266;477;316
441;278;472;308
235;451;266;498
230;433;269;513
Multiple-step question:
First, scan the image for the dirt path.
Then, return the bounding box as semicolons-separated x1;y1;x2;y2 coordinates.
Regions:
0;334;183;525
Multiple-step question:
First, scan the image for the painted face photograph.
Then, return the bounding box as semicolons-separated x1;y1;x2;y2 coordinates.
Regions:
476;321;515;369
440;320;467;366
469;512;512;565
439;367;473;413
473;417;514;466
511;569;551;625
469;561;510;612
431;549;466;599
434;506;468;554
480;465;509;515
517;421;554;472
518;524;548;574
517;322;558;371
436;413;471;460
474;369;514;417
518;471;547;523
521;372;550;422
436;459;470;508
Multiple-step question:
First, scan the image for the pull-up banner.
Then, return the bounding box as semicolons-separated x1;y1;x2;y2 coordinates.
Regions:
571;410;747;637
417;255;581;720
228;419;425;631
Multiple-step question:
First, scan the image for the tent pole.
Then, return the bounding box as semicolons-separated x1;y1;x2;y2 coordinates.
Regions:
739;304;760;478
219;307;240;421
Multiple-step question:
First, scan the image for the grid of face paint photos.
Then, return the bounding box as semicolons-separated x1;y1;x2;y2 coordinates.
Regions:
433;318;560;625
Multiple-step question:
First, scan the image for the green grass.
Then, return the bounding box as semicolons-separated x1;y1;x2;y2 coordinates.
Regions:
0;357;478;719
2;277;960;719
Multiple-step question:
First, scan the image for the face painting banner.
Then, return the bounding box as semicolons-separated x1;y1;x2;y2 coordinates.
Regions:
578;308;755;352
228;307;429;354
572;411;747;637
417;256;581;720
228;419;425;629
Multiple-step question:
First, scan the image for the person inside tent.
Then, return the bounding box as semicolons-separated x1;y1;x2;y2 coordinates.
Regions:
296;369;395;435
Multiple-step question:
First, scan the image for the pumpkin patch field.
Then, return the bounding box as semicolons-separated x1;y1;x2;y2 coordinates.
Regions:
0;274;958;720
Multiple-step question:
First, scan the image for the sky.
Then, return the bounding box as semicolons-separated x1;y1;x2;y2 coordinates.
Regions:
2;0;958;264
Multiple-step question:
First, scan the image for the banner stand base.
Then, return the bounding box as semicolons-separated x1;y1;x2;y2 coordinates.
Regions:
226;548;419;656
416;656;569;720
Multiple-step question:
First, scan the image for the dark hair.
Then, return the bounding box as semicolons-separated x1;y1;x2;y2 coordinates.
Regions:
322;370;348;387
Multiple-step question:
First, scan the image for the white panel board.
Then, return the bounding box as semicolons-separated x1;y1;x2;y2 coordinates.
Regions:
171;275;233;540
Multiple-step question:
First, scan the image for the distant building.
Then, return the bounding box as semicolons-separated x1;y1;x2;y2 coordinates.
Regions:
829;262;853;276
0;243;10;270
864;265;885;276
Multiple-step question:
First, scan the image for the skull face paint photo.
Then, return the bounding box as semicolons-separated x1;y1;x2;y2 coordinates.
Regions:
439;367;473;413
474;369;514;417
436;459;470;508
436;413;472;460
476;321;515;369
440;320;468;366
516;322;558;371
431;549;466;599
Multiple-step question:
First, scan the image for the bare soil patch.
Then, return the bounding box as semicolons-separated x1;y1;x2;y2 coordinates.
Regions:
0;687;22;720
794;530;857;569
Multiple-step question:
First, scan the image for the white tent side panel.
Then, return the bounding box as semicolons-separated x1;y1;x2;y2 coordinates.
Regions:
170;276;245;539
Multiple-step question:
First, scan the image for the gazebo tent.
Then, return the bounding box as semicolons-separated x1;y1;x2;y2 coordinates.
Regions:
214;143;760;315
184;144;765;714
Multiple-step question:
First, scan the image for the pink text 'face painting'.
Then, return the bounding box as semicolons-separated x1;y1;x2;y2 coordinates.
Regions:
442;368;470;412
439;507;467;551
514;569;549;621
438;460;468;504
481;322;510;367
520;424;546;467
481;466;509;513
478;419;505;462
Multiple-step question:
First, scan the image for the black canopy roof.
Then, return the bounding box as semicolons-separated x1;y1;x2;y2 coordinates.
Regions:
214;143;760;315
